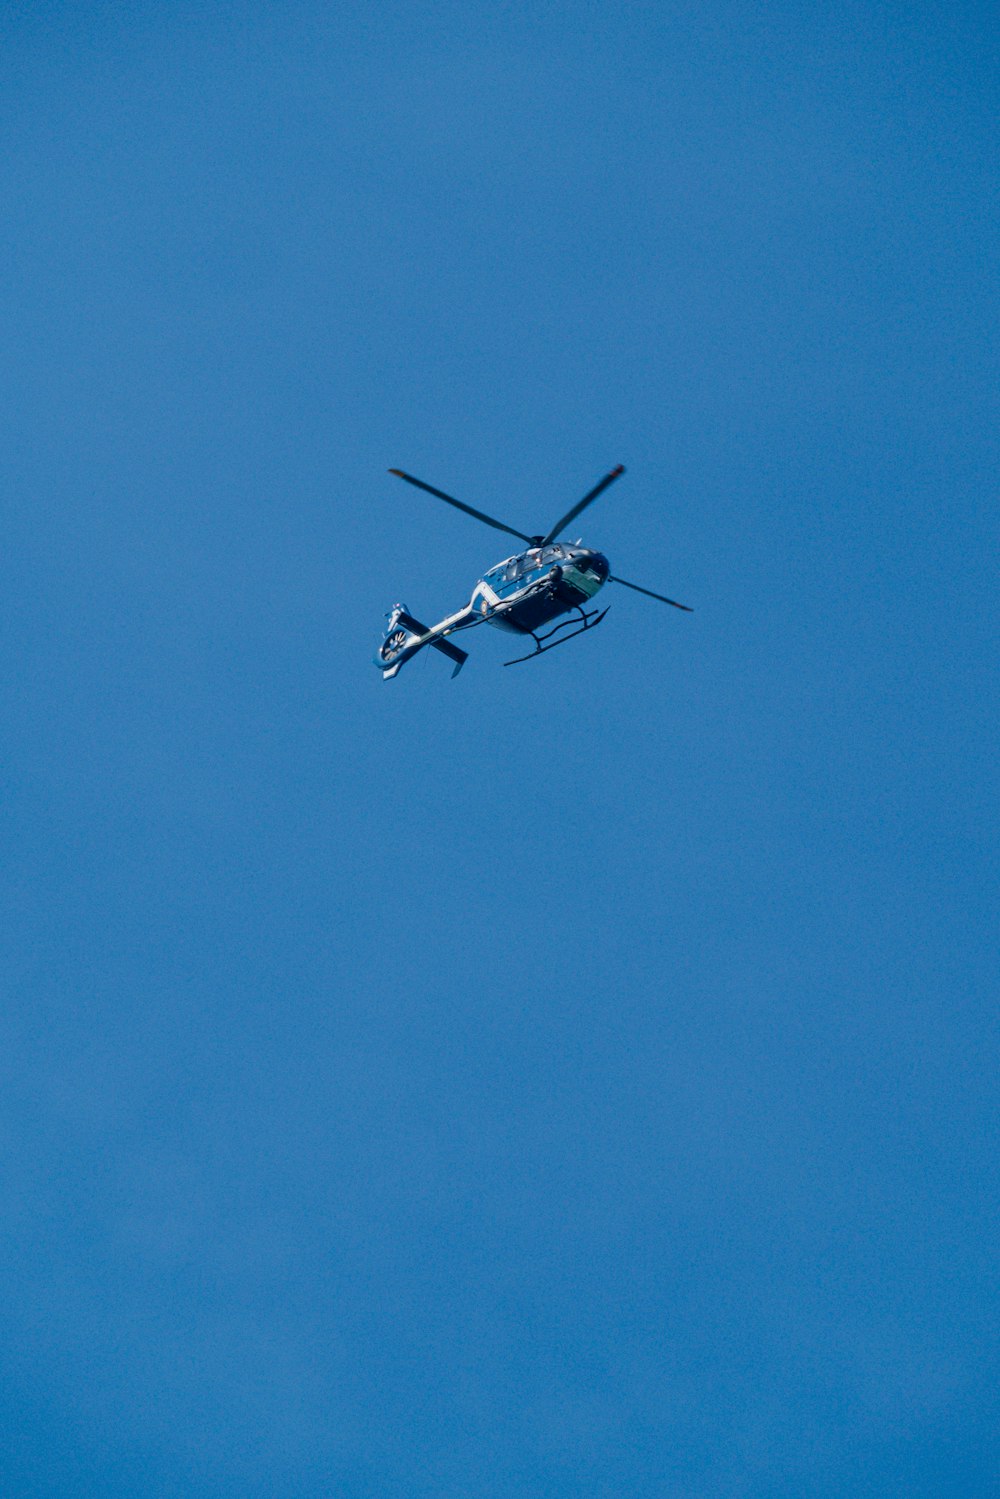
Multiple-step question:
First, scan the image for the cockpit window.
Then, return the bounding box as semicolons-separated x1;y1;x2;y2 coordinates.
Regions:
491;548;562;587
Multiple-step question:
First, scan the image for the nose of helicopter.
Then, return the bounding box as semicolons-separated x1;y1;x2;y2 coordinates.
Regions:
575;549;609;581
558;548;609;602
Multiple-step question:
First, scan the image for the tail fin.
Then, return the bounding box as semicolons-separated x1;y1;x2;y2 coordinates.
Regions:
376;604;418;679
375;604;468;680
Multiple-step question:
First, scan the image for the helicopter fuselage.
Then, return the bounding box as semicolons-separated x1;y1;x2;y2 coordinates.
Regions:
471;543;610;633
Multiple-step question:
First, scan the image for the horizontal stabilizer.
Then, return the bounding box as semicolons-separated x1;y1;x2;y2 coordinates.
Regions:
397;611;467;676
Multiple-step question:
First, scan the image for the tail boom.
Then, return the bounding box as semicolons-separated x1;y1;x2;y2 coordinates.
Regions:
376;604;472;680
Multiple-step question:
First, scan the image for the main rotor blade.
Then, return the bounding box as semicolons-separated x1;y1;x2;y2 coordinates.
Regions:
540;464;626;546
388;469;532;543
608;574;692;611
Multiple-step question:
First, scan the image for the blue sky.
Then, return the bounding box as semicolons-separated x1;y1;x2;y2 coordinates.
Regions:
2;3;997;1494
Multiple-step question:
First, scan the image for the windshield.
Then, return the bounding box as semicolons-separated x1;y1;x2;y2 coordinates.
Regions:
486;548;562;588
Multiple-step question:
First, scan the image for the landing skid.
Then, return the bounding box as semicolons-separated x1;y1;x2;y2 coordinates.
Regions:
503;606;609;666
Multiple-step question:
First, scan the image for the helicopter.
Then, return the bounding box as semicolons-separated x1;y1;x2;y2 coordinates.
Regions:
375;463;691;679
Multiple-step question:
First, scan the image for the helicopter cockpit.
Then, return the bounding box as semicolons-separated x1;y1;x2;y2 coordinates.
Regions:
484;546;567;589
